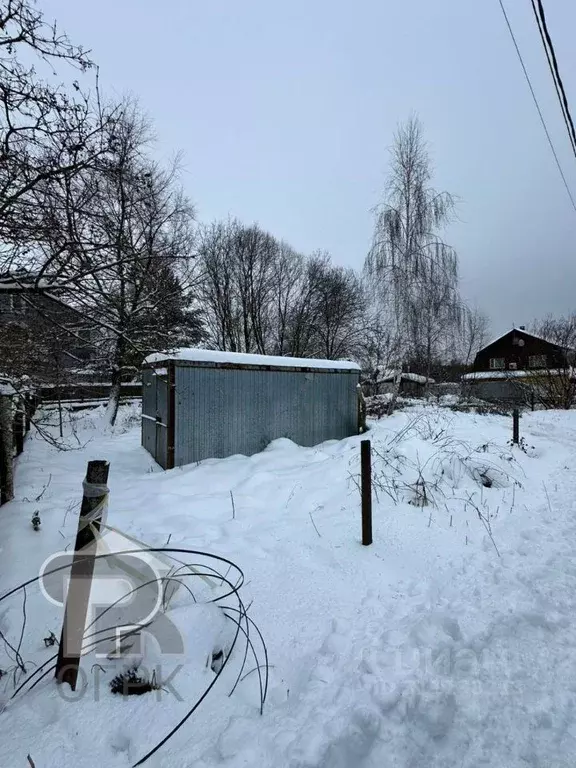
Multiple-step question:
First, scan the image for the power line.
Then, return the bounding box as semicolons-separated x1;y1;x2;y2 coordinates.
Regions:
496;0;576;213
530;0;576;158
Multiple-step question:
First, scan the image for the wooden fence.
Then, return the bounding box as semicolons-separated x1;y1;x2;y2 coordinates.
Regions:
40;382;141;411
0;381;142;506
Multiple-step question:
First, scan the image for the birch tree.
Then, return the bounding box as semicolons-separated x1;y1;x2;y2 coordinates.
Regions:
365;116;462;376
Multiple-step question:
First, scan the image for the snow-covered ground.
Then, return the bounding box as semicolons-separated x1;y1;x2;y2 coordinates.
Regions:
2;403;576;767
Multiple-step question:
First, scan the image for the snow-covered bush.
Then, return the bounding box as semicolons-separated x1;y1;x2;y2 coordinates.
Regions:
367;412;522;525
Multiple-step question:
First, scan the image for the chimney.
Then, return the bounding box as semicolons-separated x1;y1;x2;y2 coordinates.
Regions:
519;325;525;330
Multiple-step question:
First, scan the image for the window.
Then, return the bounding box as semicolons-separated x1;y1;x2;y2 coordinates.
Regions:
12;294;25;314
489;357;505;369
509;362;517;370
0;293;13;313
529;354;547;368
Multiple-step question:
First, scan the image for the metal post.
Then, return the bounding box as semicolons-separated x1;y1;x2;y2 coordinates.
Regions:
512;408;520;444
55;460;109;690
361;439;373;545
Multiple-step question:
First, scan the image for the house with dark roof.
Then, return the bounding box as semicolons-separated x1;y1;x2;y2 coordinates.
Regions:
462;327;575;405
0;270;95;382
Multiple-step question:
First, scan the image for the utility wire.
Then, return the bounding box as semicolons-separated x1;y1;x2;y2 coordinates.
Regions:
529;0;576;158
497;0;576;213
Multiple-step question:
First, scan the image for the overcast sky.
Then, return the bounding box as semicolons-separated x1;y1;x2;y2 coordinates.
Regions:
43;0;576;336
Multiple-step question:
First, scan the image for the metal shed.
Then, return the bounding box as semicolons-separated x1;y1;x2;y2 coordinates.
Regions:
141;349;361;469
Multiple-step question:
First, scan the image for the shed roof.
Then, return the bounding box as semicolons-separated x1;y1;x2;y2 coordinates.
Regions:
144;348;361;372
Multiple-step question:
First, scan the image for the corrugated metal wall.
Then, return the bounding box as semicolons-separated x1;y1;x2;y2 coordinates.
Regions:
141;368;170;467
170;365;359;466
465;379;530;404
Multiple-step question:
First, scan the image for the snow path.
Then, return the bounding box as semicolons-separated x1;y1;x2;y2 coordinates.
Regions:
1;406;576;766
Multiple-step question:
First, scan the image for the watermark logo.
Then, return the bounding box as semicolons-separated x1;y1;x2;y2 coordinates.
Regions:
39;525;185;698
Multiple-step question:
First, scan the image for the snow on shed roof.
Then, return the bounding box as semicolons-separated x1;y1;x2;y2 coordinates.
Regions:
144;348;361;371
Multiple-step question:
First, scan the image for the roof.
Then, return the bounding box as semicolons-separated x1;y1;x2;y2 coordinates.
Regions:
478;327;570;354
0;373;28;395
462;368;575;381
0;269;65;291
144;348;361;372
374;369;435;384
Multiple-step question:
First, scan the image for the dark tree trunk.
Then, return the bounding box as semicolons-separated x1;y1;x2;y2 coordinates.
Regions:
0;395;14;504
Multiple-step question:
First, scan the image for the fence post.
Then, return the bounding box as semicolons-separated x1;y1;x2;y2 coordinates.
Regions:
14;400;25;456
0;394;14;505
357;384;367;434
24;393;32;432
361;439;373;545
55;460;109;690
512;408;520;444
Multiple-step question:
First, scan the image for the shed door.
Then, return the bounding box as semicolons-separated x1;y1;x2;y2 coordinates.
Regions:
155;372;169;469
141;369;156;456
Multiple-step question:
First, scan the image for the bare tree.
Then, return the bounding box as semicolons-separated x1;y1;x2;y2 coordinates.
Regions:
198;219;280;354
310;257;364;359
0;0;115;268
527;314;576;409
461;307;490;367
281;252;327;358
532;313;576;350
233;224;278;354
365;116;462;376
197;219;241;351
198;225;365;361
269;241;306;356
38;106;200;425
